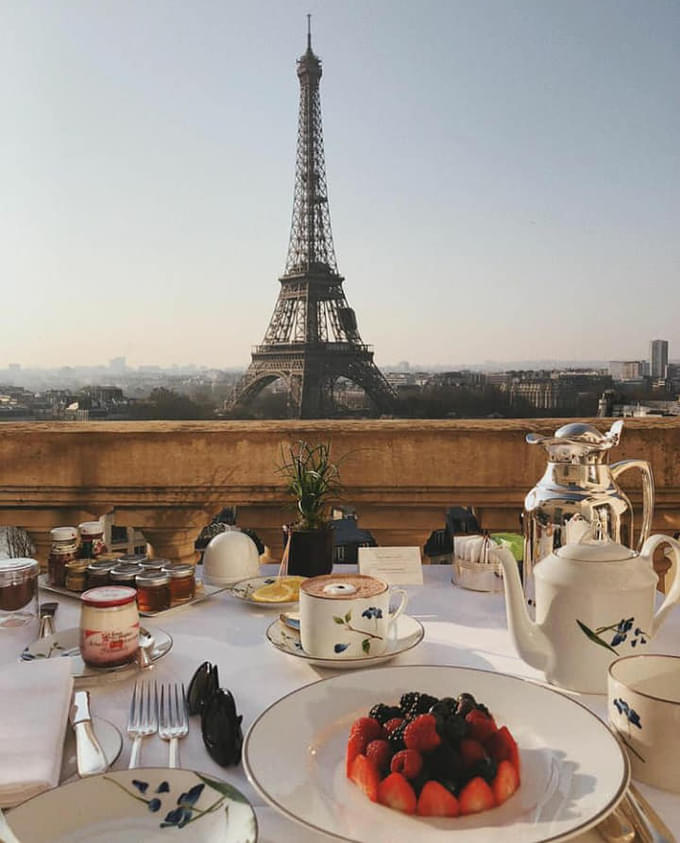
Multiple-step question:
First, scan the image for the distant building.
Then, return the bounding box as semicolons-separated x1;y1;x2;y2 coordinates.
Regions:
609;360;646;381
650;339;669;379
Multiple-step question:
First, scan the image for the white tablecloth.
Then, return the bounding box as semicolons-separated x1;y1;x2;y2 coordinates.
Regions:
11;565;680;840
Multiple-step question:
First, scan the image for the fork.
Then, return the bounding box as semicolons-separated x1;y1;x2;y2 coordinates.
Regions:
158;683;189;768
127;681;158;769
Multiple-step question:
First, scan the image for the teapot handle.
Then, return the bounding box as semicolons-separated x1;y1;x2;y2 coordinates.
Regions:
610;459;655;552
644;535;680;637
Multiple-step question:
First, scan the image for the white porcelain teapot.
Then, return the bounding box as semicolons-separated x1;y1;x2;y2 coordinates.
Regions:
499;534;680;693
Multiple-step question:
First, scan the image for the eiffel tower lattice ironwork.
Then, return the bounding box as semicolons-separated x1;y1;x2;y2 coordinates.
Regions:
229;21;397;418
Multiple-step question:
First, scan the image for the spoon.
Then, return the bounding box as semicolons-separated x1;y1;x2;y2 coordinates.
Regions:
137;628;155;670
597;805;635;843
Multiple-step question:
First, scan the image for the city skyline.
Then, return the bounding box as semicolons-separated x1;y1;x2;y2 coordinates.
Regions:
2;1;679;369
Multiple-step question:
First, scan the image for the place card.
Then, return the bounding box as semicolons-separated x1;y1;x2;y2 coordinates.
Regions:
358;547;423;585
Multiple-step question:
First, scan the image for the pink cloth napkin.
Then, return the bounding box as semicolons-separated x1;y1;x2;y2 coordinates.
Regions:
0;658;73;807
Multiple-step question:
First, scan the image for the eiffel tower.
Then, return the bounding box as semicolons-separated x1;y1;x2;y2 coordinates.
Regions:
229;20;397;419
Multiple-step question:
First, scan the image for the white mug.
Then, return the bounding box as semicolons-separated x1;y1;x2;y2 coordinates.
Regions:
608;654;680;792
299;573;408;659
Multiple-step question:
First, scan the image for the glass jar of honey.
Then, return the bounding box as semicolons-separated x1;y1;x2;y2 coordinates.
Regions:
65;560;89;593
117;553;148;566
135;572;171;613
48;526;79;587
162;563;195;606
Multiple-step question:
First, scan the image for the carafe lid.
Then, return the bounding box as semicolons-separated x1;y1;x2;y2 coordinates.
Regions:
526;420;623;462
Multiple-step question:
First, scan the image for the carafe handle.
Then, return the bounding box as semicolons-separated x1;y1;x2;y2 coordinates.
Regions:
610;459;655;552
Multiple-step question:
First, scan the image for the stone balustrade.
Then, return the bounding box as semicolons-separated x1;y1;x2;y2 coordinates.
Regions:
0;419;678;584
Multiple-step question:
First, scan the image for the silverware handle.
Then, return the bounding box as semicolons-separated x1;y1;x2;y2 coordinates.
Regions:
74;721;109;777
128;736;142;770
610;459;655;552
627;784;676;843
168;737;179;769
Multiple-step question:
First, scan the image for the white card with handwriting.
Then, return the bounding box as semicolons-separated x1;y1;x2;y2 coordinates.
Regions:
358;546;423;585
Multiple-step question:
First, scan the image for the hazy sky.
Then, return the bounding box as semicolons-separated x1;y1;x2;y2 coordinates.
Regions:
2;0;678;369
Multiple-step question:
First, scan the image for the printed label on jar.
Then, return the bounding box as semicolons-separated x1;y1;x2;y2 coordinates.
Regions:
80;623;140;667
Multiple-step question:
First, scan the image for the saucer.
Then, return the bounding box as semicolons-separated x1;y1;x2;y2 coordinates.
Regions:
227;575;305;608
265;613;425;669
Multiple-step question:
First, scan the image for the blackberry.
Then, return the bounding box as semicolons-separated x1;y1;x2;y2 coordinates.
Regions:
435;713;467;744
399;692;420;713
368;703;402;725
399;691;440;718
456;692;477;717
429;697;458;720
387;720;408;752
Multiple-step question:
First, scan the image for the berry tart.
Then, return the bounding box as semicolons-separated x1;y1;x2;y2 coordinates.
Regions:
346;691;520;817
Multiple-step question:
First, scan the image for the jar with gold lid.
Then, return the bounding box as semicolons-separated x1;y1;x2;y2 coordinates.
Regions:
162;563;196;606
65;560;89;593
78;521;107;561
109;564;143;589
48;526;79;587
117;553;148;566
135;572;171;613
79;586;139;667
86;559;117;589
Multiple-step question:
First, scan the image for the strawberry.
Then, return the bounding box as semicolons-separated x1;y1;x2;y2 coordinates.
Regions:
485;726;520;775
351;716;385;743
346;732;367;777
404;714;441;753
377;772;417;814
416;780;460;817
390;749;423;780
458;776;495;815
349;753;380;802
384;717;405;735
366;739;392;774
492;759;519;805
460;738;486;769
465;709;497;742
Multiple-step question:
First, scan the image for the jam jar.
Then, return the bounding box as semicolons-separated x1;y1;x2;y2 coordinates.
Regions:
135;572;171;613
78;521;107;561
163;563;196;606
65;560;89;593
86;559;117;589
117;553;148;566
79;586;139;667
109;564;143;589
48;526;79;587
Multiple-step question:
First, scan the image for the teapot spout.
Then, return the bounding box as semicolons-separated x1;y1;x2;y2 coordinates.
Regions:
498;552;553;672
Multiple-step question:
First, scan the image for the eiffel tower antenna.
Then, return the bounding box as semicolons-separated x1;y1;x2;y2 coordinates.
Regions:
229;24;397;418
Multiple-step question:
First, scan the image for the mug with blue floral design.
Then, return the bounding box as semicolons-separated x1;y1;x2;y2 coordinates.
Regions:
299;574;408;659
608;654;680;792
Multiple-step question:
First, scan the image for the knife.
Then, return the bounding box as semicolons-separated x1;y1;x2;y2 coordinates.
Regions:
69;691;108;778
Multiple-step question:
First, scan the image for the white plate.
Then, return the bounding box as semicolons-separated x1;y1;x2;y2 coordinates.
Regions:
7;767;257;842
60;717;123;783
226;576;305;609
39;575;228;617
266;614;425;669
20;626;173;687
243;665;629;843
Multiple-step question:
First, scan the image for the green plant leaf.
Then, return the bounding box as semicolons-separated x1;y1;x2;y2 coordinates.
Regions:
344;611;351;622
362;639;370;654
576;619;618;655
333;616;345;624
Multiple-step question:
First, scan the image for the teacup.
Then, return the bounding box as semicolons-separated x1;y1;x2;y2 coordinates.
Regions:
608;654;680;792
299;573;408;659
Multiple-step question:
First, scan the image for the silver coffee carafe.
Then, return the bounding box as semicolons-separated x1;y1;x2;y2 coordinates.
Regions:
522;421;654;610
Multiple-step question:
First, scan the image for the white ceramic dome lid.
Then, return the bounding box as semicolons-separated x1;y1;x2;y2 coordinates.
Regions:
556;539;637;563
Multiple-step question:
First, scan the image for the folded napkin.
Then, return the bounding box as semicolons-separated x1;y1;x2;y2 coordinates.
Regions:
0;658;73;807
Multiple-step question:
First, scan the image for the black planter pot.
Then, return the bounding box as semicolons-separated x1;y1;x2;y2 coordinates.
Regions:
286;524;335;578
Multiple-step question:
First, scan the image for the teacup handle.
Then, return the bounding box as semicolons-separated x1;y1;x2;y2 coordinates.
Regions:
646;534;680;636
388;589;409;630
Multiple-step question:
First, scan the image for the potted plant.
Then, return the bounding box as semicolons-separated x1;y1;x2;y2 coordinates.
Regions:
278;440;342;577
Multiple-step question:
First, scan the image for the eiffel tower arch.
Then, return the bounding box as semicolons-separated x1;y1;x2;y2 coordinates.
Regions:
229;21;397;419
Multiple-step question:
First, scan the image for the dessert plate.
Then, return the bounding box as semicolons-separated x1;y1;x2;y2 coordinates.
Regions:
7;768;258;842
266;614;425;669
20;626;173;687
226;575;306;608
243;665;629;843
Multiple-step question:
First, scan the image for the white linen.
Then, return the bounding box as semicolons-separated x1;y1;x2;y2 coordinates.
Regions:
0;658;73;807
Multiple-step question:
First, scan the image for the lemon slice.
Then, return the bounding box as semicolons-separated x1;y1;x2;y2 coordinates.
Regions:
251;581;296;603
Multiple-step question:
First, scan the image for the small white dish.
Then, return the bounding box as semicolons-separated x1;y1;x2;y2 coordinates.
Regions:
266;613;425;669
243;664;629;843
203;530;260;586
226;576;305;609
7;768;258;842
60;717;123;783
20;626;172;687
